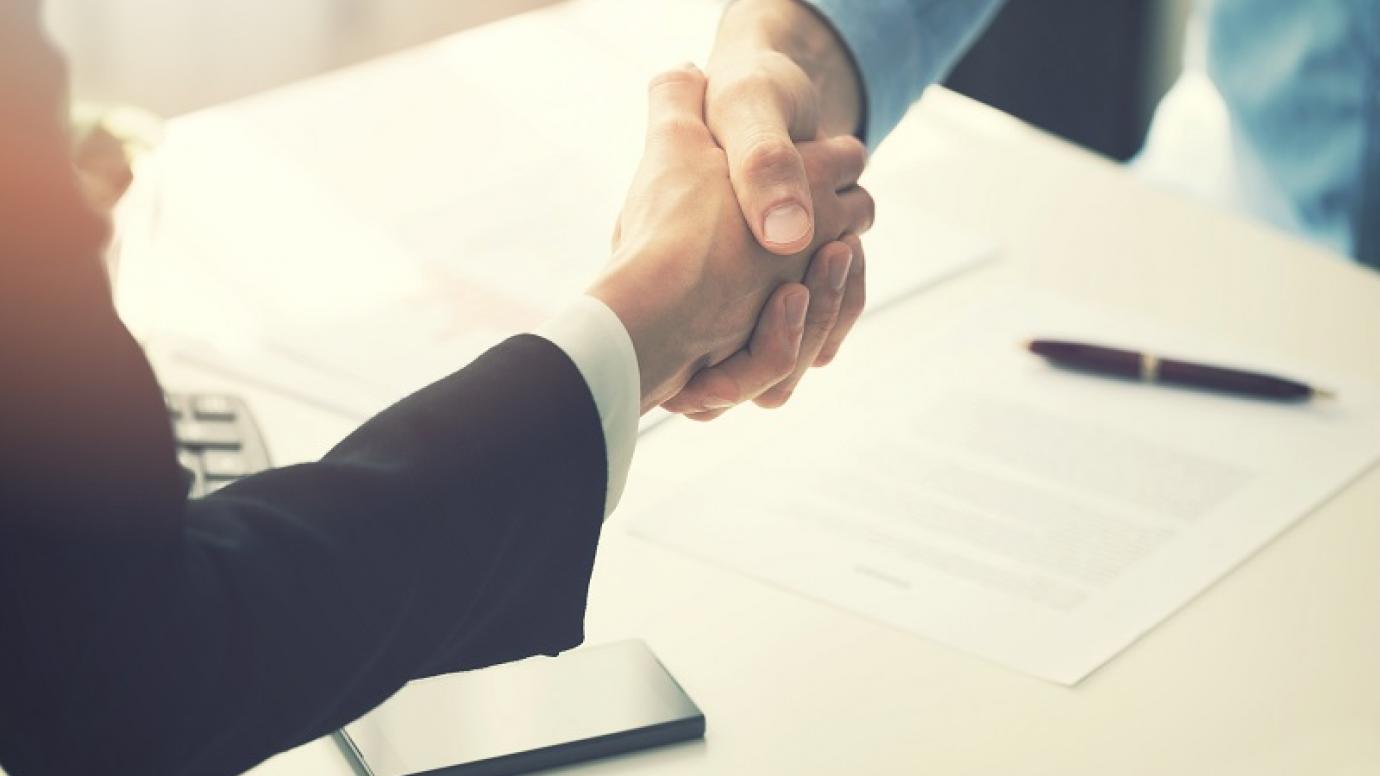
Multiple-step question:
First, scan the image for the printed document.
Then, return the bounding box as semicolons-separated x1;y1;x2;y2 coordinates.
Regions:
628;293;1380;684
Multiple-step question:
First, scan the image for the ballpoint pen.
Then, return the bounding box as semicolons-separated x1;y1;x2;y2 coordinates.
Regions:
1025;339;1335;401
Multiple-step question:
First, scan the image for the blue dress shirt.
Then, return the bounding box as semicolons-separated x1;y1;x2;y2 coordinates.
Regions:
805;0;1380;267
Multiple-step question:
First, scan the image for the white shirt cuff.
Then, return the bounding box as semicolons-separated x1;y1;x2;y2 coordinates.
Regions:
532;295;640;518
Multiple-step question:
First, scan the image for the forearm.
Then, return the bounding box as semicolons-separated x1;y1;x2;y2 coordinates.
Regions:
0;336;609;775
712;0;864;138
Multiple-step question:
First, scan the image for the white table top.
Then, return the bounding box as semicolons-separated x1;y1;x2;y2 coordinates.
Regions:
148;3;1380;774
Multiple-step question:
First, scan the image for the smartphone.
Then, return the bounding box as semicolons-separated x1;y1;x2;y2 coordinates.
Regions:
337;640;705;776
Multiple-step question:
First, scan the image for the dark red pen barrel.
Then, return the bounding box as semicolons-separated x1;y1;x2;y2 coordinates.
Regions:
1157;360;1311;399
1030;340;1315;400
1029;340;1141;378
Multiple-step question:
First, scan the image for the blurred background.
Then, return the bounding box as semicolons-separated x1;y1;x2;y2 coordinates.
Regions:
44;0;562;117
46;0;1192;161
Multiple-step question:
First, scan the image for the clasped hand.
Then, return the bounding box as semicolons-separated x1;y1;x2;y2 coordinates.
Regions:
590;64;871;417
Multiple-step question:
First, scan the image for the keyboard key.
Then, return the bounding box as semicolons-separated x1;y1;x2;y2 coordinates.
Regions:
165;391;269;497
177;450;203;496
202;450;252;478
175;420;242;450
177;449;203;475
192;395;238;421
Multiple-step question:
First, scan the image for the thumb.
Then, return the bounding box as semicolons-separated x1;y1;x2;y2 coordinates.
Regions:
712;101;815;255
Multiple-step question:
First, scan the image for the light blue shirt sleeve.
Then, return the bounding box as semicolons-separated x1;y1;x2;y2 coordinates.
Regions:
801;0;1005;149
1205;0;1380;267
799;0;1378;267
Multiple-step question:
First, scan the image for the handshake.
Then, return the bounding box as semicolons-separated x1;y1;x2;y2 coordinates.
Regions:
591;60;872;420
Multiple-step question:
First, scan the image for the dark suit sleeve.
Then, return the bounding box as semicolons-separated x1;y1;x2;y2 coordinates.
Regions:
0;5;609;775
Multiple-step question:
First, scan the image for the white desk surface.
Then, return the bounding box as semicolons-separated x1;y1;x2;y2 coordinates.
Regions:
148;3;1380;775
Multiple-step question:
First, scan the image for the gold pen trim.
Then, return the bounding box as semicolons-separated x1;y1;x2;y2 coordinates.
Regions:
1140;353;1160;381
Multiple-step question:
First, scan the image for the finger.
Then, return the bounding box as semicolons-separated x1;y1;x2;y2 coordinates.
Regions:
815;233;867;367
660;285;807;414
798;134;869;191
754;240;852;409
645;64;711;151
684;408;728;423
660;284;809;415
709;83;816;255
836;185;877;236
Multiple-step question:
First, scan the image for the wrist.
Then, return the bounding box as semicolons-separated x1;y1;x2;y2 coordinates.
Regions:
588;251;700;414
714;0;863;137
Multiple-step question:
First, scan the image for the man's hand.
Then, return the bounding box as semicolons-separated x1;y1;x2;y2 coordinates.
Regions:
661;232;864;420
651;0;870;417
707;0;865;254
590;64;873;414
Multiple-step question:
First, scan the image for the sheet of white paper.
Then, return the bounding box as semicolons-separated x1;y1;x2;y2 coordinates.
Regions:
115;0;995;421
628;292;1380;684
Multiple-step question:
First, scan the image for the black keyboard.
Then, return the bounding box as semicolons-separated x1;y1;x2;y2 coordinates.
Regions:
165;392;271;497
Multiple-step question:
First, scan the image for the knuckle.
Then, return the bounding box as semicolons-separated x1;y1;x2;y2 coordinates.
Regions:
754;386;794;409
739;134;801;181
837;135;869;168
647;68;704;95
755;50;801;79
853;188;877;233
660;392;694;413
804;135;867;184
697;373;743;410
713;69;776;105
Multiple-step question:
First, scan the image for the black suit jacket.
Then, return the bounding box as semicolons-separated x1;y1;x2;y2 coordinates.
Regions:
0;5;608;774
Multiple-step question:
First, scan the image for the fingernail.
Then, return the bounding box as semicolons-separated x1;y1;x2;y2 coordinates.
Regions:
703;398;734;410
763;203;810;246
784;290;808;330
828;249;852;292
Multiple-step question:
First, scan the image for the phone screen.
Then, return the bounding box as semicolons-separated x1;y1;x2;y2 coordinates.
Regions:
338;640;704;776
